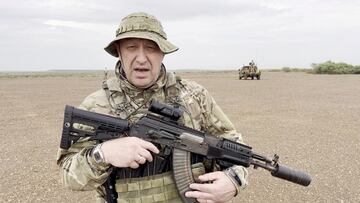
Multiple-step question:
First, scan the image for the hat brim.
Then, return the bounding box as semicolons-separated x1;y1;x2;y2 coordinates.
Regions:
104;31;178;57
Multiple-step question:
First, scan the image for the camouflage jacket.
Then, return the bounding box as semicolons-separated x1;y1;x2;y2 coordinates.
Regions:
57;66;248;202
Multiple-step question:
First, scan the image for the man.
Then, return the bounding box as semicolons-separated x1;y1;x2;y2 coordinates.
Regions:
249;60;255;67
57;12;248;203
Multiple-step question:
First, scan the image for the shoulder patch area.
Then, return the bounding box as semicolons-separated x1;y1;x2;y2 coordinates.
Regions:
178;79;206;99
79;89;110;114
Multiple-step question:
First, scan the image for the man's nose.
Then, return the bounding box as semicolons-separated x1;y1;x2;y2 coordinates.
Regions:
135;47;147;64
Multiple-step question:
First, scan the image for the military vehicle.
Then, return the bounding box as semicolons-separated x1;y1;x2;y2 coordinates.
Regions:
239;61;261;80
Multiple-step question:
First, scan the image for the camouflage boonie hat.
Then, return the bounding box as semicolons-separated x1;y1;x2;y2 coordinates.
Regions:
104;12;179;57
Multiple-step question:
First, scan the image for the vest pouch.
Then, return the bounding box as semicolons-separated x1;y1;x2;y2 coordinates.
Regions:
115;172;182;203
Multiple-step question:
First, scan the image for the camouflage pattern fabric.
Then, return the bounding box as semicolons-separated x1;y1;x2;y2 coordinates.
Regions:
57;65;248;202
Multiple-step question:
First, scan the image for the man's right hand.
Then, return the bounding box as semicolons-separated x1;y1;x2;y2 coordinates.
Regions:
100;137;160;169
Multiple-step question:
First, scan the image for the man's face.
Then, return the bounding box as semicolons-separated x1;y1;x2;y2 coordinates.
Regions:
117;38;164;89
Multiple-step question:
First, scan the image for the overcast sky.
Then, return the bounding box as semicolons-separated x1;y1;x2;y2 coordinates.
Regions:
0;0;359;71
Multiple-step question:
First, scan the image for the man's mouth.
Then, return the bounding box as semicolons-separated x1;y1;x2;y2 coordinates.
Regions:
134;67;150;72
133;67;150;78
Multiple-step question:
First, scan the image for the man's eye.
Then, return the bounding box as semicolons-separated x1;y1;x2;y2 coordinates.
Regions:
125;44;137;49
146;46;156;50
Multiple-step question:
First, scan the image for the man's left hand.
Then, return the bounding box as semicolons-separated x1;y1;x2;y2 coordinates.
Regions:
185;171;237;203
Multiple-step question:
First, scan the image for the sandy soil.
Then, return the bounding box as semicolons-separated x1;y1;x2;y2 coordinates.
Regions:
0;71;359;202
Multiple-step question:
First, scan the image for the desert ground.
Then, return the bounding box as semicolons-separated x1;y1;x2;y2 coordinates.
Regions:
0;71;359;202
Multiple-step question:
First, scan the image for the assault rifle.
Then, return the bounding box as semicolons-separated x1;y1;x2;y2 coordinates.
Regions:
60;100;311;203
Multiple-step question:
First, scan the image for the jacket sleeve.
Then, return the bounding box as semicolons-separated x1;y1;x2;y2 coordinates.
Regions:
197;85;249;189
56;90;112;191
